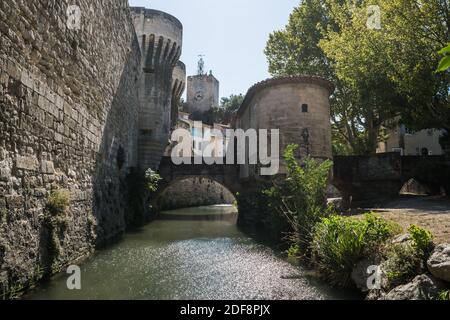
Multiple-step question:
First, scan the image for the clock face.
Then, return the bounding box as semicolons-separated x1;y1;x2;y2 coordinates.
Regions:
194;91;204;101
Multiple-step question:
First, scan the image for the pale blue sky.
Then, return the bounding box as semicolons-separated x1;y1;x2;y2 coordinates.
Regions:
128;0;299;100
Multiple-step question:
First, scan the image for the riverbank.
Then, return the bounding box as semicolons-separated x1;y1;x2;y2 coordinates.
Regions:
350;196;450;244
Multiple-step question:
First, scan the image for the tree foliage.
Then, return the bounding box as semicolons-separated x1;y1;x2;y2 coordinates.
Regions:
213;94;244;125
265;0;450;155
437;43;450;72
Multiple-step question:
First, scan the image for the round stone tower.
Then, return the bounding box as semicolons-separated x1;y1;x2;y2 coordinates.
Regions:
235;76;335;178
131;7;183;169
171;61;186;129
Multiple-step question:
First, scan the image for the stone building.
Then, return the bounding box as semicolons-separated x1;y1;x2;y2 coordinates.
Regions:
166;112;230;158
234;76;335;179
186;71;220;115
130;7;184;170
377;120;445;156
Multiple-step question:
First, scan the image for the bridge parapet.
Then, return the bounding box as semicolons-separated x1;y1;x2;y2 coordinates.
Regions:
333;153;449;206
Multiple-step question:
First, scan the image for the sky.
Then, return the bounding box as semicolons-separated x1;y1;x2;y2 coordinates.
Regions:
128;0;300;100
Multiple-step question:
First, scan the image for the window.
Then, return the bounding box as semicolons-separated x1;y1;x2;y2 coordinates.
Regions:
301;104;308;113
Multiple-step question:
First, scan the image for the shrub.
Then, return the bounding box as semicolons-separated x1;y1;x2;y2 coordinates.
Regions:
408;225;434;257
311;213;399;287
145;168;162;192
264;144;333;255
287;244;301;258
383;243;423;288
381;225;434;289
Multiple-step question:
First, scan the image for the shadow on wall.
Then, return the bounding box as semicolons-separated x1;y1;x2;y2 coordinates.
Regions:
91;45;154;243
157;177;236;211
36;43;151;278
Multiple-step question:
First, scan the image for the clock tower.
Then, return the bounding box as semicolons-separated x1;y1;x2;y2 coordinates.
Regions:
186;57;219;114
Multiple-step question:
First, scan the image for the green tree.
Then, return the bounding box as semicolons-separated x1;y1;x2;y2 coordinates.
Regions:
265;0;384;154
437;44;450;72
213;94;244;124
265;0;450;154
265;0;333;78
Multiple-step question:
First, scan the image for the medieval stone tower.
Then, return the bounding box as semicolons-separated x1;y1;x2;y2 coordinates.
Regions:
186;61;220;114
172;61;187;129
234;76;334;178
130;8;184;170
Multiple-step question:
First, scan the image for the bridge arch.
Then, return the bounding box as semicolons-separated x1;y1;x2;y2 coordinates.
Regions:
156;175;237;210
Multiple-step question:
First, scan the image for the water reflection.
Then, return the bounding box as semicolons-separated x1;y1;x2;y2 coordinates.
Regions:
25;205;355;300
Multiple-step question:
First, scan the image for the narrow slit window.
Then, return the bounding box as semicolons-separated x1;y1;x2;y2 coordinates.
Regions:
302;104;308;113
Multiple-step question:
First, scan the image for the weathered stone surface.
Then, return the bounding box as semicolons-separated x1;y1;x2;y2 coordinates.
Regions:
383;274;447;300
131;8;183;170
391;234;412;244
0;168;11;182
235;76;334;179
40;160;55;174
15;156;39;171
427;244;450;282
333;153;449;206
159;177;235;210
351;257;381;292
0;0;157;298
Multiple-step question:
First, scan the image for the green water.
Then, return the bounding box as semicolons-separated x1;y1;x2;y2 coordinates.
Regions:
25;205;354;300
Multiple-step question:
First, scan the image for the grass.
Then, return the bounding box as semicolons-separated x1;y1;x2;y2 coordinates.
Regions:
47;189;71;219
42;189;72;274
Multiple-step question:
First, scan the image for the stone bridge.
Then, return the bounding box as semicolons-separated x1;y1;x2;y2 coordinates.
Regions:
333;153;450;205
157;156;243;196
158;153;450;207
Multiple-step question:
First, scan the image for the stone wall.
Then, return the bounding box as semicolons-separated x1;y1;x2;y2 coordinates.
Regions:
186;74;220;114
159;177;235;210
333;153;450;206
0;0;142;296
171;61;186;129
234;76;334;179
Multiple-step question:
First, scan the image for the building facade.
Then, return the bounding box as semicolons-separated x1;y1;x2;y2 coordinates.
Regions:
377;121;445;156
186;73;220;114
234;76;335;179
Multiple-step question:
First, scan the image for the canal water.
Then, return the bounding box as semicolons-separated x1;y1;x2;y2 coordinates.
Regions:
25;205;354;300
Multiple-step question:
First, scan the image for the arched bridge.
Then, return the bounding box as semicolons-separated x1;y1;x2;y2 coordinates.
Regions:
158;156;243;195
157;153;450;207
333;153;450;205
